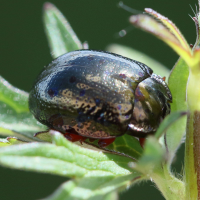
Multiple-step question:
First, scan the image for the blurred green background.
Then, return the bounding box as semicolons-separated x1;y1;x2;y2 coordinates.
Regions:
0;0;196;199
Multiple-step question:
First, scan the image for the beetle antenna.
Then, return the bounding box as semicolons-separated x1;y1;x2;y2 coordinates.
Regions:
114;26;135;38
118;2;142;14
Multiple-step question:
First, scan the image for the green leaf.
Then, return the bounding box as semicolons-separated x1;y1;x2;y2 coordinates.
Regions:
106;44;169;80
104;191;118;200
34;131;52;143
144;8;190;53
129;10;192;66
35;130;142;161
106;135;143;160
166;58;189;163
133;137;165;173
46;174;141;200
0;76;28;113
155;111;187;139
0;127;14;135
7;137;28;145
43;3;82;59
0;76;46;141
0;132;134;178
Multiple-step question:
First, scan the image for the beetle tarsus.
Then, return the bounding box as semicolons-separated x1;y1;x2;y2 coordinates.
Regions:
98;138;116;148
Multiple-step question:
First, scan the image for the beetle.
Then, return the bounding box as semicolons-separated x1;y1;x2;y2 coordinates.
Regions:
29;50;172;147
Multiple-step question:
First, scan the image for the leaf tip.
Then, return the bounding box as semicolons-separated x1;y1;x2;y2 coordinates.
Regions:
43;2;55;11
144;8;152;13
129;15;139;25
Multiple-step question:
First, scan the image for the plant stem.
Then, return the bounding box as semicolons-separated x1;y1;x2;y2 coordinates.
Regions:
185;66;200;199
184;4;200;198
152;164;185;200
193;111;200;198
185;112;200;199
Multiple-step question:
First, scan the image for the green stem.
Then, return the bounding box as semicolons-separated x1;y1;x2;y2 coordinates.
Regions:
185;64;200;199
185;112;200;199
152;165;185;200
184;5;200;198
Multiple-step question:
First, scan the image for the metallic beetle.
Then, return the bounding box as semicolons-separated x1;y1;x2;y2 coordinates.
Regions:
29;50;172;146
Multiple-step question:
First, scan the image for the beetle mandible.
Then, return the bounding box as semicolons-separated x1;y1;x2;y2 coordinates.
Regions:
29;50;172;147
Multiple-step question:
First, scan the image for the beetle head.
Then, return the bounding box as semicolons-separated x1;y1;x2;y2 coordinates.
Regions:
127;74;172;137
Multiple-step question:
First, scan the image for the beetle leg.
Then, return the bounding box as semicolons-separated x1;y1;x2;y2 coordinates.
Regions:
64;132;86;143
79;137;86;145
139;137;146;148
98;138;115;147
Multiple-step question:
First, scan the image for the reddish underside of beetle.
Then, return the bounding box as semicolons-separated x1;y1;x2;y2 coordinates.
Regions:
63;132;116;147
63;131;145;148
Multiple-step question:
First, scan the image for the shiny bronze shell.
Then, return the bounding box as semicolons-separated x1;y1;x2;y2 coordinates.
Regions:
29;50;172;139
